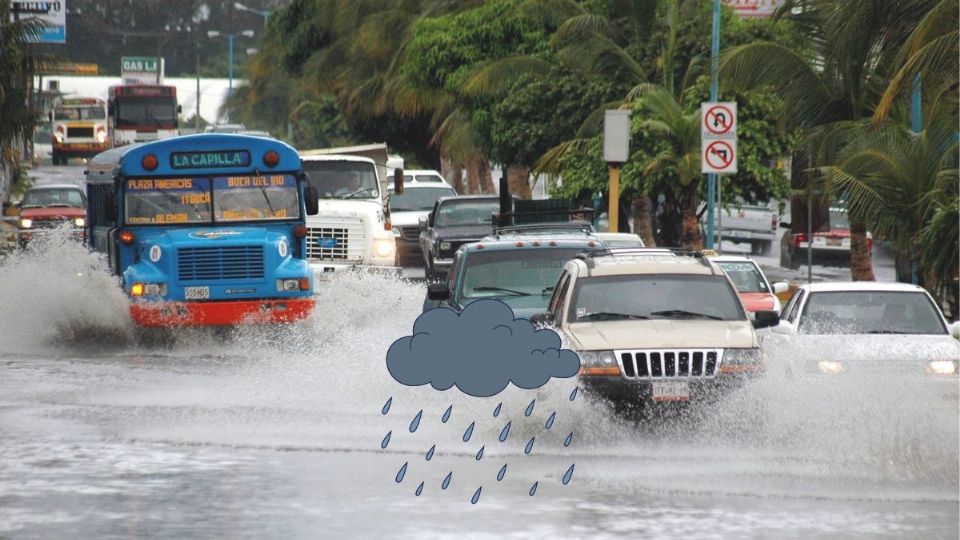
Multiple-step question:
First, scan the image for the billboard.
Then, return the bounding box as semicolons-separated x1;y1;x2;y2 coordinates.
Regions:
121;56;165;84
10;1;66;44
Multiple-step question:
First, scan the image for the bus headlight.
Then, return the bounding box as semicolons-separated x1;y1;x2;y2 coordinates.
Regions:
374;239;395;258
277;279;301;292
18;218;32;229
74;217;85;227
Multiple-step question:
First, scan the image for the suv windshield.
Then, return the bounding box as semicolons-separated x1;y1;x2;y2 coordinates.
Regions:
460;248;585;300
799;291;946;335
716;261;769;293
436;200;499;227
390;187;456;212
22;188;85;208
303;161;379;200
570;274;745;322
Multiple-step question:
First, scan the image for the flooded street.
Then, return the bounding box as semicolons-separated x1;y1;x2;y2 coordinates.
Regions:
0;228;957;539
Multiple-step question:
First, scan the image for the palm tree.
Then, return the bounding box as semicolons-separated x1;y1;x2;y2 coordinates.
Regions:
0;2;45;174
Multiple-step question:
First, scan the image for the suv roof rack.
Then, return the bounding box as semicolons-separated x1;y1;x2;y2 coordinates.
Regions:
491;221;595;235
575;247;715;271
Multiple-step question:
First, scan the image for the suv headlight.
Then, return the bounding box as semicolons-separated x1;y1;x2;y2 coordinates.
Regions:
927;360;957;375
579;350;617;367
439;241;451;251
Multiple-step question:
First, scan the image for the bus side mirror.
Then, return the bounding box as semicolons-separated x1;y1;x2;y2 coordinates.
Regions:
177;105;182;114
394;168;404;194
305;186;319;216
47;111;53;123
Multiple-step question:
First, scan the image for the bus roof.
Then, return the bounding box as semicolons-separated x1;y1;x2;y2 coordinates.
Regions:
85;133;301;183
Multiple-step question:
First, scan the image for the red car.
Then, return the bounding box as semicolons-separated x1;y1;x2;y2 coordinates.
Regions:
17;184;87;247
781;207;872;269
709;254;788;315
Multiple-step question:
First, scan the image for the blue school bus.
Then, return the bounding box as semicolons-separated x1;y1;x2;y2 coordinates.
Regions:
85;133;319;326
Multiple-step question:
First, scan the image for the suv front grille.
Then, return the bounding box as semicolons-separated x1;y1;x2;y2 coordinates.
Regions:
399;226;419;241
616;349;723;379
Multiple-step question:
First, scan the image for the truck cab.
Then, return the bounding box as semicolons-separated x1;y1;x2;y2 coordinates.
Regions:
300;153;399;280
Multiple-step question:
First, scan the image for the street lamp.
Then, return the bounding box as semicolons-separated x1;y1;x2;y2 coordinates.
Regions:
207;29;255;123
234;2;271;24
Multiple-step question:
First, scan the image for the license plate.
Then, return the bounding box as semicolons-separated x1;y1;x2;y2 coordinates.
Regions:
184;286;210;300
827;237;842;246
652;381;690;402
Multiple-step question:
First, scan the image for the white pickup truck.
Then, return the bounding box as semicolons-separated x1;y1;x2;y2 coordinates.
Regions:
702;201;779;255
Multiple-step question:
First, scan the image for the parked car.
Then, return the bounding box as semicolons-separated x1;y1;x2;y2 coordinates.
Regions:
418;195;504;281
534;249;778;413
701;200;779;255
766;282;958;397
423;228;606;318
780;206;872;269
592;232;645;248
707;254;789;315
389;174;456;266
15;183;87;247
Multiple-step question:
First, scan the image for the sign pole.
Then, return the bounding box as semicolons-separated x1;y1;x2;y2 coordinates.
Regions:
706;0;721;249
608;165;620;233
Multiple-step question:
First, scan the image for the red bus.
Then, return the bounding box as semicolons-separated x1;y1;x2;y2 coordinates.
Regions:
107;85;181;147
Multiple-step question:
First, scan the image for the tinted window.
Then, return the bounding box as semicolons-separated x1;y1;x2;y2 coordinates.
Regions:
459;249;583;300
799;291;946;335
717;261;769;293
389;187;457;212
436;200;499;227
569;274;746;322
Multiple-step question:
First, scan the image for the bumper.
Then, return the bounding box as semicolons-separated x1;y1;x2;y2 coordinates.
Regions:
19;229;85;246
311;262;402;283
579;371;757;405
714;230;776;241
53;142;110;156
130;298;315;327
431;257;453;272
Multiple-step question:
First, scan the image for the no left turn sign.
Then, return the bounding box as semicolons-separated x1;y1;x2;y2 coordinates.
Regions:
702;139;738;174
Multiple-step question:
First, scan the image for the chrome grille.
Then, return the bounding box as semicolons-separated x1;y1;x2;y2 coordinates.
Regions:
306;218;365;262
399;226;419;241
616;349;723;380
178;245;264;281
66;127;94;138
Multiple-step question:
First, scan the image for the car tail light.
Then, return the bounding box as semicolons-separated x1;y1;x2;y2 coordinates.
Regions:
794;233;807;248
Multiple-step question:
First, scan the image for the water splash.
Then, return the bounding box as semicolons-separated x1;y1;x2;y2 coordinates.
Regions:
524;437;535;455
562;463;575;485
441;471;452;490
471;486;482;505
475;445;485;461
442;404;452;423
463;421;475;442
426;444;435;461
545;411;556;430
498;421;511;443
563;432;573;447
529;481;538;496
493;402;502;417
380;431;392;449
415;481;424;496
409;409;423;433
395;462;408;483
524;399;536;417
381;397;393;415
497;463;507;481
569;387;578;401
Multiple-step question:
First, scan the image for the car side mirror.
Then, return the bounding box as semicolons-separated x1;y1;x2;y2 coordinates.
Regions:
393;168;404;194
779;221;791;229
427;283;450;301
752;310;780;329
530;312;555;326
772;282;789;294
305;186;319;216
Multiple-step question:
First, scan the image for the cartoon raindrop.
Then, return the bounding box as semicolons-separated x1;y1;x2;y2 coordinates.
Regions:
493;402;502;417
415;481;424;496
395;462;408;483
529;481;538;496
381;397;393;415
569;386;579;401
497;463;507;481
562;464;575;485
409;409;423;433
524;399;536;417
463;421;475;442
498;421;512;443
545;411;556;430
471;486;482;504
380;431;392;449
475;445;485;461
441;471;453;490
564;432;574;447
524;437;535;455
426;444;435;461
442;404;452;423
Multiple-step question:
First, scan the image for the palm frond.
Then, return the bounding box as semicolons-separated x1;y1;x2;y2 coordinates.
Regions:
461;56;554;97
533;138;592;177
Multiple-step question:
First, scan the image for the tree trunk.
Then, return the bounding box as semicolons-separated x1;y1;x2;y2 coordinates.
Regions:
849;220;875;281
631;195;656;246
507;165;531;199
477;160;495;194
679;182;703;250
465;161;480;194
450;162;466;194
440;158;454;186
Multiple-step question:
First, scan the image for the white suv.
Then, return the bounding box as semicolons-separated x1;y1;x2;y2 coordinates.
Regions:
535;249;779;409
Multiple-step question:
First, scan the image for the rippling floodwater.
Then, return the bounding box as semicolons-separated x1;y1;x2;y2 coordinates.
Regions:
0;231;957;539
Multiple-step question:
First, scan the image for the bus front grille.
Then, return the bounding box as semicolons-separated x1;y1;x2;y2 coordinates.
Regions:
178;246;265;281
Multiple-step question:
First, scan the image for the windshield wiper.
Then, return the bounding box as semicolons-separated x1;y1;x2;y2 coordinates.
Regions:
472;286;533;297
541;286;555;294
579;312;649;321
649;309;723;320
342;188;373;199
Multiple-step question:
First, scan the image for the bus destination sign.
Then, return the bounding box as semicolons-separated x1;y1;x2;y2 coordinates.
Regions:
170;150;252;169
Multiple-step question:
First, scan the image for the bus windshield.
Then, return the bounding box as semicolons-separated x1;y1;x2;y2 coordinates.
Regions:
302;161;379;200
125;175;300;225
55;106;106;121
116;98;178;127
